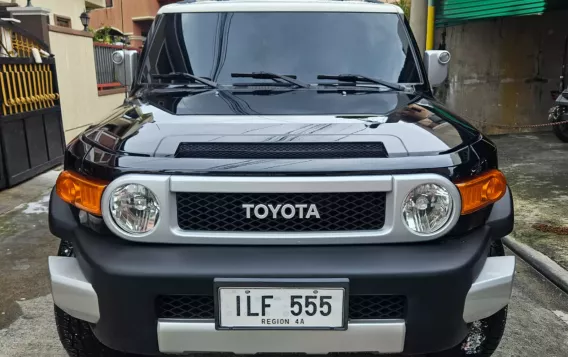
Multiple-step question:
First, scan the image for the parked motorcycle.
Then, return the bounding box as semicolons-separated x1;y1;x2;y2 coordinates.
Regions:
550;91;568;142
549;36;568;142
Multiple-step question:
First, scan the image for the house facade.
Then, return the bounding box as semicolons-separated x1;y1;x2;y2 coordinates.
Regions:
3;0;126;142
89;0;177;48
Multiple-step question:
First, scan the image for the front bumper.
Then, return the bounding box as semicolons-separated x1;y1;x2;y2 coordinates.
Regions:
50;254;514;355
48;191;515;355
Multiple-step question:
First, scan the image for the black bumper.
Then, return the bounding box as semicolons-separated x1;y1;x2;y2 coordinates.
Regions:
49;189;514;356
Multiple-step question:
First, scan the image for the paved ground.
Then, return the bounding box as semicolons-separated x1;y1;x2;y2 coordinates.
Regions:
0;162;568;356
493;133;568;270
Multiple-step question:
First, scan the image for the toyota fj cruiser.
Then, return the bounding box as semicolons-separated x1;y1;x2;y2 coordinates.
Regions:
48;1;515;356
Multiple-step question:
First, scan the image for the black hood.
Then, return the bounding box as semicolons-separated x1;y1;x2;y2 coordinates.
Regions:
83;90;479;156
70;89;492;180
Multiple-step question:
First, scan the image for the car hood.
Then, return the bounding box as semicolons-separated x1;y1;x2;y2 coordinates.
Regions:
82;90;480;160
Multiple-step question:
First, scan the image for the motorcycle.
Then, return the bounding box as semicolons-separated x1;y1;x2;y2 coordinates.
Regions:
549;36;568;142
550;92;568;142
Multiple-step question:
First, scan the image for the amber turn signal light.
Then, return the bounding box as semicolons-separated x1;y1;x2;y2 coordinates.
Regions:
56;171;108;216
455;169;507;215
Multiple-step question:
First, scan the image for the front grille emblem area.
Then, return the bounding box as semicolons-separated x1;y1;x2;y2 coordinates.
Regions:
176;192;386;232
242;204;321;220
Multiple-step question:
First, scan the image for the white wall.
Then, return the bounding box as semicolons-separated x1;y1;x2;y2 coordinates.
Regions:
13;0;91;31
49;30;125;142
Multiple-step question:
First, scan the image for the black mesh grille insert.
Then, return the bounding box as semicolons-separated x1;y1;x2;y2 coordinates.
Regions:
175;142;388;159
348;295;407;320
177;192;386;232
156;295;406;320
157;295;214;319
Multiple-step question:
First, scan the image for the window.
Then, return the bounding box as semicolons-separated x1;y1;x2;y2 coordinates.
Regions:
106;0;114;7
141;12;422;86
54;15;71;28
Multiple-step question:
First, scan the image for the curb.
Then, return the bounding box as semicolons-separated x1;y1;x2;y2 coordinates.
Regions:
503;236;568;294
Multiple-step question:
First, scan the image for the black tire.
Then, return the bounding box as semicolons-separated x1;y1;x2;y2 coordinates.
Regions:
428;239;509;357
55;305;124;357
552;122;568;142
54;240;132;357
550;111;568;143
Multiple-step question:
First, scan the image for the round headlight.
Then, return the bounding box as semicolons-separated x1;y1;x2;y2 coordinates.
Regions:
402;183;453;234
110;184;160;234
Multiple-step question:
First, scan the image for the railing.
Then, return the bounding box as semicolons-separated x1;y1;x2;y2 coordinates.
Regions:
1;21;47;58
0;19;59;116
94;42;139;91
0;63;58;115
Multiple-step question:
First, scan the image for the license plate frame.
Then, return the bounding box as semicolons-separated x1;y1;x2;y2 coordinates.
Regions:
214;278;349;331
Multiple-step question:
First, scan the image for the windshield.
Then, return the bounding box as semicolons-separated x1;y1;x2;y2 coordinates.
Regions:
139;12;422;86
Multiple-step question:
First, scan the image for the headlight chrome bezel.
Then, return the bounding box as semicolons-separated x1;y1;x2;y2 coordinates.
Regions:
106;183;162;236
101;174;462;244
401;183;456;236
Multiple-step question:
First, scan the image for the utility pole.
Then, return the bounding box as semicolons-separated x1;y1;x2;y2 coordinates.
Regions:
409;0;428;55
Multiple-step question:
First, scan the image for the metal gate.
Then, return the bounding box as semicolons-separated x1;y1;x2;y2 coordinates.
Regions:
0;19;65;190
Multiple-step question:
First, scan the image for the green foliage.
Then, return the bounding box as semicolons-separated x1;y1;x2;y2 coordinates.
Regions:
91;26;120;44
398;0;411;19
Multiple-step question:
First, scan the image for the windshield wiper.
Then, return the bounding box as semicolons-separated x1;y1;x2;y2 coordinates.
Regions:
231;72;310;88
152;72;218;88
317;74;405;91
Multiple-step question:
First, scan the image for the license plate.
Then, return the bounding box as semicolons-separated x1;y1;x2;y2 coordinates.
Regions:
215;280;348;330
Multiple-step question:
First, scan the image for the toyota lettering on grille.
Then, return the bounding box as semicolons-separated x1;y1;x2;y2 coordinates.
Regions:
242;204;321;219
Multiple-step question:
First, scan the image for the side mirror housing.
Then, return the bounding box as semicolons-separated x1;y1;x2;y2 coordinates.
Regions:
112;50;139;90
424;50;451;87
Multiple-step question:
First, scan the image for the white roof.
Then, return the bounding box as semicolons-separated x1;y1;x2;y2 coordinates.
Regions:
158;0;403;15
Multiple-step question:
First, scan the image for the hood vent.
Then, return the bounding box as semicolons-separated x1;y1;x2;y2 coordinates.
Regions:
174;142;388;159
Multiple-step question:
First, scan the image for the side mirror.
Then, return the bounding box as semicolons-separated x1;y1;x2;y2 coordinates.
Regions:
424;50;451;87
112;50;139;90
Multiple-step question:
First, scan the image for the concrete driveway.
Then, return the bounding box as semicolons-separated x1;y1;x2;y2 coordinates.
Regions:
493;132;568;270
0;169;567;356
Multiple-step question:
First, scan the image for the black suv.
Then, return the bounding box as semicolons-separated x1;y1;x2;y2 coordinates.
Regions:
49;1;515;356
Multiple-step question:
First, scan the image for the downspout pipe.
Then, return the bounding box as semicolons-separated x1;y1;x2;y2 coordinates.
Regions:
426;0;435;50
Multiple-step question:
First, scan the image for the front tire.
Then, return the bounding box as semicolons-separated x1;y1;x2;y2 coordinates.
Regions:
429;239;509;357
55;305;121;357
550;109;568;142
552;122;568;142
54;240;130;357
429;307;508;357
460;307;508;356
